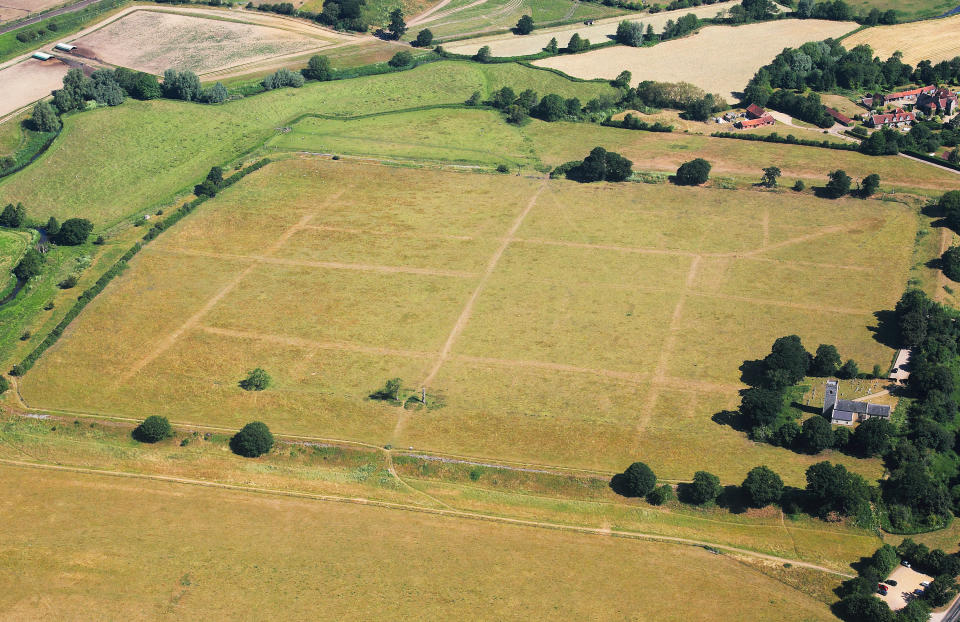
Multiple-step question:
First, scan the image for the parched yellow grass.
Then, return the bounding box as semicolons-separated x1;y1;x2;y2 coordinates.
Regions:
0;464;837;620
70;8;338;74
842;15;960;65
22;159;910;484
534;20;856;100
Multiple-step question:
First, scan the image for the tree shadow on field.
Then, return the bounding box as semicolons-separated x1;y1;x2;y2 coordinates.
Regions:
869;309;900;349
739;358;766;387
716;485;748;514
609;472;634;497
711;409;750;433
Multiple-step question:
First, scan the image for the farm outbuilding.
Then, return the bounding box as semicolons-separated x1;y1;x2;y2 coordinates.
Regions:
54;43;76;52
31;52;52;60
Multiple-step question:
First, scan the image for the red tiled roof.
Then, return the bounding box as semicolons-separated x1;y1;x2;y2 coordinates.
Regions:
871;108;915;125
739;114;775;128
745;103;766;118
824;106;852;125
884;86;936;100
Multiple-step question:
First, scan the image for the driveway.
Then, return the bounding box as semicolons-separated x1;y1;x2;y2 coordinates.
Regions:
878;565;933;611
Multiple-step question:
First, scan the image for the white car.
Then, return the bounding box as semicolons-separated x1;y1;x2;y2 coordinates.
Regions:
902;561;912;568
921;581;930;587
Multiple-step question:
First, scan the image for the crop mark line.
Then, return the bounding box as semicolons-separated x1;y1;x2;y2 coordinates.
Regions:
153;247;478;278
118;193;343;384
420;181;547;389
635;255;701;435
198;326;436;359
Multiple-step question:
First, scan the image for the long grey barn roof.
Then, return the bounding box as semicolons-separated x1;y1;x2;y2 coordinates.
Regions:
832;410;855;421
835;400;891;416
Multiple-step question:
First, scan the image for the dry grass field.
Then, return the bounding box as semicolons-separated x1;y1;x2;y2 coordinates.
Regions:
0;57;70;119
21;158;912;485
445;1;739;56
0;0;66;23
842;15;960;65
0;463;838;620
69;8;340;74
534;20;856;100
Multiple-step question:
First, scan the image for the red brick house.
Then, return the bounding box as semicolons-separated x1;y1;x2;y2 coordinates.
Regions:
916;88;958;116
870;107;914;128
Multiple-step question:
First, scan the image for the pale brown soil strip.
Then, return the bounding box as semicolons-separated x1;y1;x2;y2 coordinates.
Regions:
300;224;475;241
419;181;547;389
687;290;873;316
198;325;436;359
635;255;702;435
152;246;479;278
0;458;854;577
762;206;770;248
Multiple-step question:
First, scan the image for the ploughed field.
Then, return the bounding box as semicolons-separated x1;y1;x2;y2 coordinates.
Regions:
21;158;913;484
67;7;342;75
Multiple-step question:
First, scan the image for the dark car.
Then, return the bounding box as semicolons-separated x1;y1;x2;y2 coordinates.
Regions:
884;580;898;586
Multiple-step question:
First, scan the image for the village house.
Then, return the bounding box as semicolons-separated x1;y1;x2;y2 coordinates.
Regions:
862;85;937;108
823;380;891;425
736;114;774;129
916;87;958;116
870;107;914;128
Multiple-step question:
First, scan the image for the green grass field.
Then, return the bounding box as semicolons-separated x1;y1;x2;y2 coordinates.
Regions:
845;0;955;20
0;62;614;230
0;463;839;620
20;158;914;486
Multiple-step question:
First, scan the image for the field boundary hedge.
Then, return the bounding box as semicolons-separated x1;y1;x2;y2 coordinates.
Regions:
10;157;271;376
902;150;960;172
0;128;58;180
711;131;861;152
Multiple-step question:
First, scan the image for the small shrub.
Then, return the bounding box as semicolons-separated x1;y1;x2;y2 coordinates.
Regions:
388;51;413;68
58;275;78;289
43;301;54;310
230;421;274;457
238;368;271;391
792;179;805;192
133;415;172;443
0;376;9;394
646;484;673;505
496;164;510;173
19;331;30;341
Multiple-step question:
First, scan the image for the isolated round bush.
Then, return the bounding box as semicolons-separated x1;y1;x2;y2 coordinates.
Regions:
239;368;271;391
686;470;723;505
133;415;172;443
943;246;960;282
674;158;711;186
230;421;274;457
623;461;657;497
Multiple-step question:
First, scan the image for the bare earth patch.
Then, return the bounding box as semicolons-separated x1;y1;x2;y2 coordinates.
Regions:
69;8;336;74
446;1;739;57
843;15;960;65
0;58;70;119
0;0;67;23
533;20;855;100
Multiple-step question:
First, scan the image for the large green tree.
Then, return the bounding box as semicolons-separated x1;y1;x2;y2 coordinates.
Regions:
742;465;783;507
801;416;833;454
811;344;841;377
387;8;407;39
621;461;656;497
230;421;275;457
54;218;93;246
686;470;723;505
133;415;172;443
31;101;61;133
674;158;711;185
515;14;534;34
824;169;852;199
13;249;43;280
304;55;333;81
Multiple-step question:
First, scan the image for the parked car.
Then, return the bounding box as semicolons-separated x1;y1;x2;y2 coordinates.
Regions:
902;560;912;568
920;581;930;587
915;588;924;596
884;580;898;586
878;584;889;594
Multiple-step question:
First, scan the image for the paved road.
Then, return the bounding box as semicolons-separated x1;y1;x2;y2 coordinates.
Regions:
0;0;103;36
932;594;960;622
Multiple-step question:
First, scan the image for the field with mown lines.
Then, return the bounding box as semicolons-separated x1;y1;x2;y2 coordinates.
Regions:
20;158;912;485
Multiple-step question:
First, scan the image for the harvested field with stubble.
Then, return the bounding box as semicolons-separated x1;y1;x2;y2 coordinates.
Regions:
0;463;839;621
534;20;856;100
69;8;341;74
0;57;70;118
842;14;960;65
21;158;913;485
0;0;66;23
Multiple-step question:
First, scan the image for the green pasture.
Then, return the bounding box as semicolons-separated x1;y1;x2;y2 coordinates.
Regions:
0;61;614;229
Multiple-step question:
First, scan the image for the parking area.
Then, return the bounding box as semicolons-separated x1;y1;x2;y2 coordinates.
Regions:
879;565;933;610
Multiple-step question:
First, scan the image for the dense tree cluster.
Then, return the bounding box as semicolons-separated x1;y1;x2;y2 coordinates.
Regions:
615;20;644;46
621;80;726;121
562;147;633;183
262;68;305;90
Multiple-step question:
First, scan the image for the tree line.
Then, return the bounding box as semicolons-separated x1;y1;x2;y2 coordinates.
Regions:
2;203;93;283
